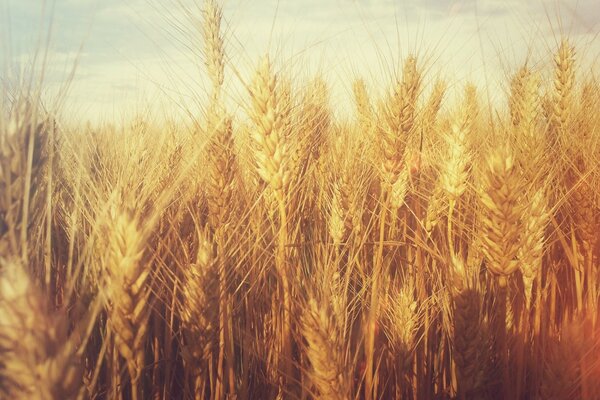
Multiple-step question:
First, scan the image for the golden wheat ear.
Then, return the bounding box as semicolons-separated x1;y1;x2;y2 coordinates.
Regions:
518;190;548;308
247;55;295;391
452;286;488;398
353;78;373;136
179;229;218;399
478;147;523;285
551;39;575;139
205;113;237;228
439;88;475;203
379;56;422;189
0;99;49;262
382;279;420;383
449;257;488;398
248;56;291;201
0;258;84;400
103;211;151;400
301;296;351;400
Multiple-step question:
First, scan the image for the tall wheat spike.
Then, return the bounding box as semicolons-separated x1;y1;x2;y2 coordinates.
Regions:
511;66;546;187
479;148;523;285
383;279;420;398
179;230;218;399
379;56;422;187
364;56;421;400
450;257;487;399
440;106;472;202
205;114;237;225
247;55;294;390
201;2;239;397
518;190;548;307
203;0;234;226
478;147;525;398
105;211;150;400
510;66;529;129
300;77;330;165
422;79;446;130
248;56;291;201
0;100;48;262
302;297;350;400
551;39;575;139
203;0;225;102
353;78;373;135
0;258;83;400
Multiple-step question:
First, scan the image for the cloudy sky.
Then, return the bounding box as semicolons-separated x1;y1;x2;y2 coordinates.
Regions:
1;0;599;122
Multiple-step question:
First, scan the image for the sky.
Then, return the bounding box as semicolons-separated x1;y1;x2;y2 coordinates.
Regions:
1;0;599;123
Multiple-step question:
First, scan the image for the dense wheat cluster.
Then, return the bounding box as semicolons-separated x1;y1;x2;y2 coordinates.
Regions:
1;1;600;399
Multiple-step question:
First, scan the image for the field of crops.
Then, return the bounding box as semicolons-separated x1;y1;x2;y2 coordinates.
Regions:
1;1;599;399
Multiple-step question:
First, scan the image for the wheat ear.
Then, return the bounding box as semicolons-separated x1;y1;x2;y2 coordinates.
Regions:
105;211;150;400
379;56;421;187
0;100;48;262
518;190;548;308
551;39;575;138
479;148;523;285
248;55;293;389
302;297;350;400
0;258;83;400
179;230;218;399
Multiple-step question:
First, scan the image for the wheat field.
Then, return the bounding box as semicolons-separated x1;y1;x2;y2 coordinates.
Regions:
1;1;600;399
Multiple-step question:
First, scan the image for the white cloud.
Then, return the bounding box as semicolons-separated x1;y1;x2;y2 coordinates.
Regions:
2;0;599;122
